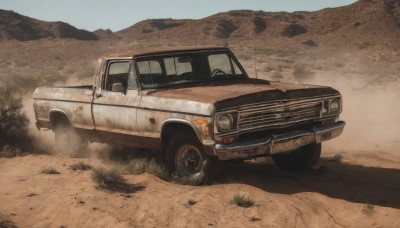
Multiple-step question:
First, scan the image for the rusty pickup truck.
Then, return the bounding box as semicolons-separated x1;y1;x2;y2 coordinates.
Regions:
33;46;345;185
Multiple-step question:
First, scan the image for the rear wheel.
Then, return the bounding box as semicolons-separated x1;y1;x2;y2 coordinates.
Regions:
165;131;221;185
54;119;88;157
272;143;321;171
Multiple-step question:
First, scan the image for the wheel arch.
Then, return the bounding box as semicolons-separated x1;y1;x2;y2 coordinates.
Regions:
49;109;72;129
160;119;203;147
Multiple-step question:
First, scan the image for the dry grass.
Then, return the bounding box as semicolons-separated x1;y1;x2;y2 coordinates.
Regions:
127;158;148;174
69;161;92;171
41;166;60;174
249;216;262;222
91;167;146;193
91;167;124;188
362;203;375;215
0;146;22;158
127;158;169;180
232;193;255;208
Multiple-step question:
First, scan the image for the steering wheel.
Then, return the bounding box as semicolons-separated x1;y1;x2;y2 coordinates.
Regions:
211;68;226;77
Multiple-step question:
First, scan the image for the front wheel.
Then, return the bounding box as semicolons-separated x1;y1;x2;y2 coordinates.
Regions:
165;132;221;185
272;143;321;171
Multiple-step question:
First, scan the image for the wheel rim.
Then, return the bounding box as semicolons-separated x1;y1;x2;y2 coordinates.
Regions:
175;145;203;178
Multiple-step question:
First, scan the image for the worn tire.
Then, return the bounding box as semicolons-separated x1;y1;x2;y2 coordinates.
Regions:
272;143;321;171
165;131;221;185
54;119;88;157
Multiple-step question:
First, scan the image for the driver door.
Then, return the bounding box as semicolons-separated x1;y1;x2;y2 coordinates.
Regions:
92;59;143;147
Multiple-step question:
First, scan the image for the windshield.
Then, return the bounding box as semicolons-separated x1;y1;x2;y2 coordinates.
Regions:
135;51;247;89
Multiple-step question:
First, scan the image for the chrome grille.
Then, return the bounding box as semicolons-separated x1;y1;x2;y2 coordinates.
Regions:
238;99;323;130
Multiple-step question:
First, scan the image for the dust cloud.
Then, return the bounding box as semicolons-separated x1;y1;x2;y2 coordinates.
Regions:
306;73;400;155
22;95;57;154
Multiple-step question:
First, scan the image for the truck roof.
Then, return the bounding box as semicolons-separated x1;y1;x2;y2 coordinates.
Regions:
102;46;229;58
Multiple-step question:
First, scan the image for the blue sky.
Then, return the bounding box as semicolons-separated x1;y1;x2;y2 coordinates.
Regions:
1;0;356;32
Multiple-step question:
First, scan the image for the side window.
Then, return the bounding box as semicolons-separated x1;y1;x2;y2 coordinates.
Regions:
104;61;130;91
136;60;164;88
208;54;233;75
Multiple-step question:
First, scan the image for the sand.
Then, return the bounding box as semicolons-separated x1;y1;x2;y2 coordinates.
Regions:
0;145;399;228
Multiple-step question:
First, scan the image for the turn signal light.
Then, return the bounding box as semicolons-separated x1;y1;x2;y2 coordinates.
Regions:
194;119;208;125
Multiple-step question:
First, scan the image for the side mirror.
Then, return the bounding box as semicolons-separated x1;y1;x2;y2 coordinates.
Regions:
111;83;125;93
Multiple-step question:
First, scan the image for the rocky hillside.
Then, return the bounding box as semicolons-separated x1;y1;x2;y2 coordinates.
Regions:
0;0;399;91
115;0;400;49
0;9;97;41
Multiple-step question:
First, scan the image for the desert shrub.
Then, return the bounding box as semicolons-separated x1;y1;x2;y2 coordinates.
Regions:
357;41;370;49
187;198;197;206
127;158;169;180
0;216;17;228
232;193;255;207
0;85;30;150
41;166;60;174
91;167;124;188
0;145;23;158
293;65;314;81
362;203;375;215
127;158;148;174
77;67;95;79
146;159;169;180
249;216;262;222
69;161;92;171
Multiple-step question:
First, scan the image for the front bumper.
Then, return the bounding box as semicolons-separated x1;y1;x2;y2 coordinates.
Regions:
215;121;345;160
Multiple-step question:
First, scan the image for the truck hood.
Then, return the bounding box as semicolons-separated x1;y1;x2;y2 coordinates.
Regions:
147;79;340;110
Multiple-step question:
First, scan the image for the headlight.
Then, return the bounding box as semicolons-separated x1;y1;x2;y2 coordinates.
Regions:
217;114;233;131
330;99;340;112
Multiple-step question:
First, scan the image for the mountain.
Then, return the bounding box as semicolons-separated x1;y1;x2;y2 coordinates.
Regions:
115;0;400;49
0;0;399;91
1;0;399;46
0;9;97;41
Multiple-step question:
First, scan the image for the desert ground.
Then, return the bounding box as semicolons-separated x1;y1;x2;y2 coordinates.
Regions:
1;0;400;227
0;141;400;227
